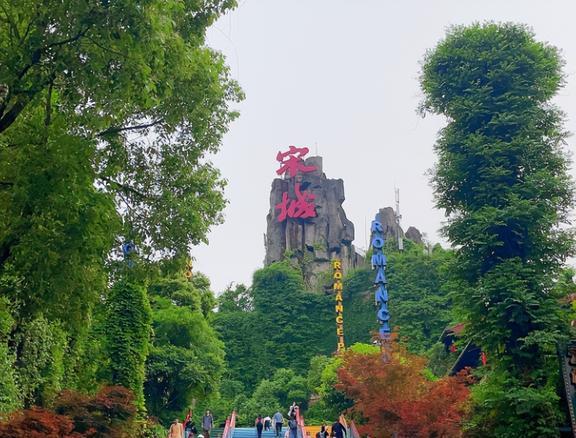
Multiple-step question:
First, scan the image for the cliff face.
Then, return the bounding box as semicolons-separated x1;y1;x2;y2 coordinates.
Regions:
265;156;362;287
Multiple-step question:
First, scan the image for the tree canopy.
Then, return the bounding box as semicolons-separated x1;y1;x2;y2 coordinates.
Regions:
421;22;574;435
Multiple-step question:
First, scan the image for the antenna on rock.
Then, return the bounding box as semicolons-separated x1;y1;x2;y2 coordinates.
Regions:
395;188;403;250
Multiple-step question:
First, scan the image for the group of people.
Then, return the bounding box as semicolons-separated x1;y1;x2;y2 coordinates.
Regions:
166;405;346;438
167;410;214;438
255;403;346;438
314;420;347;438
255;402;300;438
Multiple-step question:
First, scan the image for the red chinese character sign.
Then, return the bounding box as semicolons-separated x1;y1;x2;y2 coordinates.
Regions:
276;146;317;177
275;146;317;222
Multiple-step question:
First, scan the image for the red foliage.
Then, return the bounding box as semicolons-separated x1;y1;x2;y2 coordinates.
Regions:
336;344;470;438
55;386;136;437
0;386;136;438
0;407;82;438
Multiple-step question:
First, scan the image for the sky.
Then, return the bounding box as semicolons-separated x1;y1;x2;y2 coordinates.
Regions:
193;0;576;293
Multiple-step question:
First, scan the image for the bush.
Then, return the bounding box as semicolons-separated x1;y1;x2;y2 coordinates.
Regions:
0;407;80;438
54;386;137;437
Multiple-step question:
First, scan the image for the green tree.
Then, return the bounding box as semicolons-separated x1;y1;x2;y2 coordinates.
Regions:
251;262;335;373
0;298;20;415
15;317;67;408
215;262;335;389
344;240;454;353
145;277;225;424
105;281;152;411
420;22;574;436
0;0;241;413
0;0;241;361
241;368;310;423
218;283;253;313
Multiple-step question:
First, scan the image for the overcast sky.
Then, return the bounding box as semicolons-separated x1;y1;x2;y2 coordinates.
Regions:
193;0;576;293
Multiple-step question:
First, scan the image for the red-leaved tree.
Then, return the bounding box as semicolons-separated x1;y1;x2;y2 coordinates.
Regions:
0;407;82;438
337;344;469;438
0;386;137;438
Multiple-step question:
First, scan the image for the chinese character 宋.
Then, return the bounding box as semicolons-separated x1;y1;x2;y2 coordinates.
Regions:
276;146;317;178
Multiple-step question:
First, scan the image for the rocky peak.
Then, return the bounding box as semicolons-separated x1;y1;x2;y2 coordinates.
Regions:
265;155;362;288
374;207;423;246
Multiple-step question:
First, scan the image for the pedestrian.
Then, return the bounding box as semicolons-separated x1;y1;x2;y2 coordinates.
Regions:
168;419;184;438
315;423;328;438
287;402;297;418
264;415;272;431
185;420;198;438
288;414;298;438
330;419;346;438
256;415;264;438
273;410;284;438
201;410;214;438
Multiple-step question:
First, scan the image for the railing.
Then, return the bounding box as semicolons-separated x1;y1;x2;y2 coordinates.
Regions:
296;407;307;438
222;410;237;438
338;415;348;432
340;415;361;438
349;420;361;438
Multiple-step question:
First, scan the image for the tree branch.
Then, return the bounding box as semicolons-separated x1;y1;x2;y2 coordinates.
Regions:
0;94;31;134
97;119;163;137
99;176;153;201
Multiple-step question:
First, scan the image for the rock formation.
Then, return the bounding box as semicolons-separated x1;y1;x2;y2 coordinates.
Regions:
374;207;423;246
405;226;423;245
265;156;362;288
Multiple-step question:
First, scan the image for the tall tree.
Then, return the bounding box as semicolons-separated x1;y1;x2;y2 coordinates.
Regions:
145;276;225;424
0;0;242;410
0;0;242;327
420;23;574;435
105;281;152;411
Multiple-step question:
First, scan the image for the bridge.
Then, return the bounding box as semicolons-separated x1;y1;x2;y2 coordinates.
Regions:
221;411;361;438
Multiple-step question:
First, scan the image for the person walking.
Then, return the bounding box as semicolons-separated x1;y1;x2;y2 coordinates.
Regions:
287;402;297;418
255;415;264;438
168;419;184;438
287;414;298;438
201;410;214;438
330;419;346;438
316;423;328;438
264;415;272;431
273;410;284;438
185;420;197;438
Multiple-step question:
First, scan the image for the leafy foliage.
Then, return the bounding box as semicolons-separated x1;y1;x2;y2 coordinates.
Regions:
420;22;574;434
337;343;469;438
55;386;137;438
0;386;137;438
215;262;335;389
0;0;242;420
344;240;454;353
105;281;152;411
0;297;20;415
0;0;242;260
305;355;352;424
0;407;80;438
145;277;225;424
464;369;561;438
15;317;67;407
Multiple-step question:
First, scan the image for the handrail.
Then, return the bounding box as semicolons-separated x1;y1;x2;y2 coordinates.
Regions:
295;407;306;438
222;410;237;438
349;420;361;438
